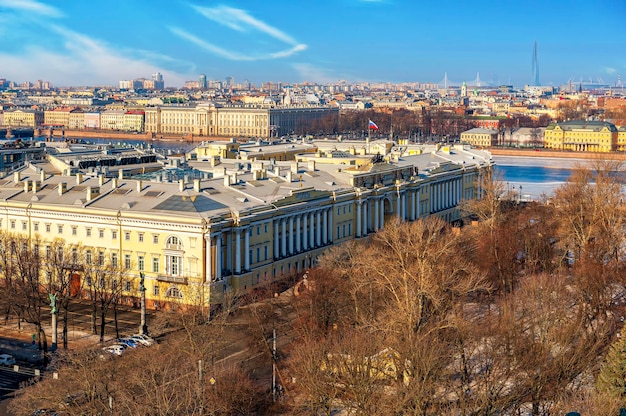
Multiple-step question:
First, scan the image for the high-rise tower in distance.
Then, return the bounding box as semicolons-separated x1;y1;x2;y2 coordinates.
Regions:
532;41;540;86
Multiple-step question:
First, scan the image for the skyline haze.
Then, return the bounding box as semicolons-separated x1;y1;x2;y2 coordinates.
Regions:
0;0;625;88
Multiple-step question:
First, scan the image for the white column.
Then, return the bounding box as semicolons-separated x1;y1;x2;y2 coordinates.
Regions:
322;210;328;244
288;216;294;254
296;215;301;252
273;220;279;259
396;193;402;219
309;212;315;247
403;192;407;220
363;199;370;232
302;214;308;250
379;198;385;230
374;199;380;231
226;231;232;274
356;201;362;237
281;218;287;257
235;229;241;274
244;228;250;271
328;208;333;242
416;188;421;218
206;235;213;282
215;235;222;280
315;210;321;246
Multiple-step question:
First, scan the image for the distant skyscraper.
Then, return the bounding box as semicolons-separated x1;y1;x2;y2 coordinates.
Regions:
152;72;164;89
225;76;234;87
199;74;207;89
532;41;540;86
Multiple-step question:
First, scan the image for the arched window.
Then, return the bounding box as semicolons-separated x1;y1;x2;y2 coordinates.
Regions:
165;287;183;299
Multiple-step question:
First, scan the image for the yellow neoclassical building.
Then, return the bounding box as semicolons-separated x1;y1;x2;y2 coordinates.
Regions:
460;128;499;147
2;142;491;309
3;109;44;128
543;120;618;152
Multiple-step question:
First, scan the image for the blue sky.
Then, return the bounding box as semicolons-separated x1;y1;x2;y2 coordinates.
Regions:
0;0;624;88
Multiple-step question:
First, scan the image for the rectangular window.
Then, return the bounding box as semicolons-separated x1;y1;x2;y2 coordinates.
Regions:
57;225;63;234
46;224;51;233
86;250;92;265
153;235;158;244
10;220;15;229
98;251;105;266
152;257;159;273
22;222;27;231
264;224;268;233
153;285;159;296
34;222;39;232
257;226;260;235
264;245;268;260
256;247;260;262
72;226;77;236
125;281;131;292
112;230;117;240
138;233;144;243
125;232;130;241
86;277;92;287
45;246;51;259
111;253;118;266
138;255;145;271
99;229;104;238
86;228;92;237
124;254;131;269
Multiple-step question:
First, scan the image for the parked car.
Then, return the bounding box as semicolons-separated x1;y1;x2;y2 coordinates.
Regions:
129;334;155;346
0;353;16;366
102;344;126;356
117;338;139;348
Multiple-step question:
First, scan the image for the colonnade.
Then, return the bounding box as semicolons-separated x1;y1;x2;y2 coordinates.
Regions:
204;206;334;282
204;178;463;282
429;178;462;213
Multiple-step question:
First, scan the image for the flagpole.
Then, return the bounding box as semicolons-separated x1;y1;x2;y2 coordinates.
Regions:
367;119;371;154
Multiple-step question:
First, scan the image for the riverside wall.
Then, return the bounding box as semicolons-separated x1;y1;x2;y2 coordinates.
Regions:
488;148;626;161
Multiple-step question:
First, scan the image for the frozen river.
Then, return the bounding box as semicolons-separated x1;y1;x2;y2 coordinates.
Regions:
493;155;597;201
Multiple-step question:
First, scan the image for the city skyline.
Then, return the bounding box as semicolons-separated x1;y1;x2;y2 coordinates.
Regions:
0;0;625;88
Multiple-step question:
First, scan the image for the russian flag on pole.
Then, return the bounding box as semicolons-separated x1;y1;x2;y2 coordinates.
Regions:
368;120;379;130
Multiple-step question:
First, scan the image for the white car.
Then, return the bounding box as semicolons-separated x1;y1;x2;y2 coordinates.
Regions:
102;344;126;356
129;334;155;346
0;354;15;366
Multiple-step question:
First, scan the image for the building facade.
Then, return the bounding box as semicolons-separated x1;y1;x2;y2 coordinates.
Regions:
3;109;44;128
544;120;618;152
460;128;499;147
1;142;491;309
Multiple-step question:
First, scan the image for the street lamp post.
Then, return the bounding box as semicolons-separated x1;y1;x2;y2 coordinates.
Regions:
519;185;523;203
139;272;148;335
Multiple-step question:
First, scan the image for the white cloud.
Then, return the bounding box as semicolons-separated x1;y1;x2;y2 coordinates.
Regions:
605;67;617;74
292;63;338;84
1;25;190;86
173;3;307;61
0;0;63;18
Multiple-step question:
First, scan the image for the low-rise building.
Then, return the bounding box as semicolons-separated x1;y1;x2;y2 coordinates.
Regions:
544;120;618;152
460;128;499;147
3;109;44;128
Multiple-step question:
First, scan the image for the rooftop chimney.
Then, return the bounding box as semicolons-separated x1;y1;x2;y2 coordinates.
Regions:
32;180;40;193
193;179;201;192
111;178;118;189
76;173;83;184
13;172;20;182
87;186;100;201
136;180;143;193
98;175;105;186
40;170;46;182
23;180;31;193
58;182;67;195
118;170;124;180
178;179;185;192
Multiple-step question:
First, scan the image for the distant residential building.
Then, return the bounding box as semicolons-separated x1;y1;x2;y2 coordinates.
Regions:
460;128;499;147
68;109;85;130
84;112;101;129
100;109;126;130
123;110;145;132
44;107;79;127
616;125;626;152
544;120;618;152
4;109;44;128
